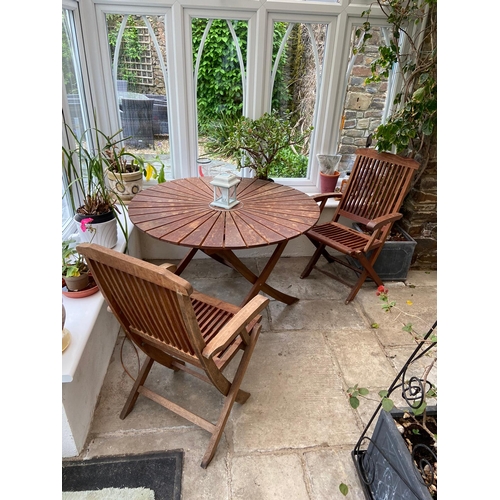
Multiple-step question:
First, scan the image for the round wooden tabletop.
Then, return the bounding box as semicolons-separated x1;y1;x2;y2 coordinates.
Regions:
128;177;320;250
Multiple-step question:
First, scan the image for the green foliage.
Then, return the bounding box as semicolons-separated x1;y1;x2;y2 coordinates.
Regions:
202;110;312;179
62;240;88;277
192;19;248;124
268;147;308;178
192;19;289;127
107;15;145;88
271;22;291;111
379;390;395;412
62;13;76;93
347;384;369;409
355;0;437;157
62;124;127;216
339;483;349;496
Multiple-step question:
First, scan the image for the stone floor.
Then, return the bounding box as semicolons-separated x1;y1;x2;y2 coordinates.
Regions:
70;255;437;499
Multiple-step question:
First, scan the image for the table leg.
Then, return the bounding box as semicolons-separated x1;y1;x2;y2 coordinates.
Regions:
174;247;199;275
205;242;298;307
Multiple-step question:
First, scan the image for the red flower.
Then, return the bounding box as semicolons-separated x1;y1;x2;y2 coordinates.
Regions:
377;285;385;292
80;218;94;232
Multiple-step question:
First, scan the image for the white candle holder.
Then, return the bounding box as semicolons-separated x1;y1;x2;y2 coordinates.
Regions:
210;172;241;209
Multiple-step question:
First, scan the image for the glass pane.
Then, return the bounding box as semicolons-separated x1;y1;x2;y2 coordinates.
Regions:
62;8;90;234
106;14;171;180
270;22;328;179
193;18;247;176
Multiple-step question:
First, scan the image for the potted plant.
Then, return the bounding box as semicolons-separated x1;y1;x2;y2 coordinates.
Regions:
62;239;89;291
63;124;131;248
340;288;437;499
105;145;166;203
203;110;312;180
349;223;417;281
317;154;341;193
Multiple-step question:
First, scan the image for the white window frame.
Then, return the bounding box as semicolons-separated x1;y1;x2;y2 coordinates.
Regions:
65;0;391;196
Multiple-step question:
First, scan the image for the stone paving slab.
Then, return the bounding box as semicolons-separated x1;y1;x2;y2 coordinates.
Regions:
230;453;310;499
304;446;367;500
79;262;437;499
231;330;362;453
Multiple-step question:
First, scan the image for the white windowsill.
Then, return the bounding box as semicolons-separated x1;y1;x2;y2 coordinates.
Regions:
62;211;133;383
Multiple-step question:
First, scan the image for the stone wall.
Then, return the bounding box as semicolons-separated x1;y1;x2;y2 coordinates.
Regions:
400;134;437;270
338;27;437;271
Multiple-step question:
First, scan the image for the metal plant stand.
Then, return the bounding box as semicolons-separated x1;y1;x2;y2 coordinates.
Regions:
352;321;437;500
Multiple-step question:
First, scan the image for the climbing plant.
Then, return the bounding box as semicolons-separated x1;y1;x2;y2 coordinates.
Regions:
193;19;289;129
107;15;145;88
355;0;437;162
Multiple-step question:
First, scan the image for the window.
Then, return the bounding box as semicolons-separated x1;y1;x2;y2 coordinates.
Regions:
193;17;248;175
62;5;91;239
105;13;170;177
269;21;329;180
62;0;400;236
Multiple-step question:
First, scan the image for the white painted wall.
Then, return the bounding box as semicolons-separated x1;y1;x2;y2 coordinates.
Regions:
62;223;142;458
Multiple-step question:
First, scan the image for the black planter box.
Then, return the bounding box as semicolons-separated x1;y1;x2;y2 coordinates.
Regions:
349;223;417;281
353;409;436;500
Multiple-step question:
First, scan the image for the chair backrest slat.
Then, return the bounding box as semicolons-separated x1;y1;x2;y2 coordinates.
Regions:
337;148;419;225
78;245;200;356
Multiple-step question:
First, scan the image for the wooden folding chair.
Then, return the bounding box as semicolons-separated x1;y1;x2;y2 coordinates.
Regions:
301;148;419;304
77;243;269;468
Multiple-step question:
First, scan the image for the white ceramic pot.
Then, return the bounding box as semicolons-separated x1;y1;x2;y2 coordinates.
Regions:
74;212;118;248
107;170;143;202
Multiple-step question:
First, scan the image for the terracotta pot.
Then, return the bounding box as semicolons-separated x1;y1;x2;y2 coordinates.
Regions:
64;272;90;292
107;170;143;202
319;171;340;193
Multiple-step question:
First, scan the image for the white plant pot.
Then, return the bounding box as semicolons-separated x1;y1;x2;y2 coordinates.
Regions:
107;170;143;202
74;214;118;249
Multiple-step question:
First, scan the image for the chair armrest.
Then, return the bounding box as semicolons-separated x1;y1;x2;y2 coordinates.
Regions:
158;262;178;273
202;295;269;359
361;213;403;253
312;192;342;214
365;212;403;232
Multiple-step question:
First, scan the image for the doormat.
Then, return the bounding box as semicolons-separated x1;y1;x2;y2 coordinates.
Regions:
62;451;183;500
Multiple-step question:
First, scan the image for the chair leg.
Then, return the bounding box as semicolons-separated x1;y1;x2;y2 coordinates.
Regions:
300;240;326;278
120;356;154;420
200;325;261;469
344;254;383;304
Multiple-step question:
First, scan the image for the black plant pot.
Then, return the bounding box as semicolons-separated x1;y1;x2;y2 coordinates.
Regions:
349;223;417;281
74;210;115;224
352;408;436;500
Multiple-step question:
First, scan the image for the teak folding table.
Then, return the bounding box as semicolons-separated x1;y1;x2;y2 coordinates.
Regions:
128;177;320;306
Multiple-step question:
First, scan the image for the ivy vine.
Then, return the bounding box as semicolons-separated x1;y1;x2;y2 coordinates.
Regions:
355;0;437;160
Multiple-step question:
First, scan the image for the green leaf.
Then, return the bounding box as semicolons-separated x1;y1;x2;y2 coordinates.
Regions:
412;87;425;102
378;390;389;398
381;398;394;412
349;396;360;409
371;323;379;329
413;401;427;415
422;119;434;135
358;387;369;396
339;483;349;496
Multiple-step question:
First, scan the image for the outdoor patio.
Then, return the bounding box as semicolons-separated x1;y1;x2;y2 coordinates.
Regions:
67;254;437;499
